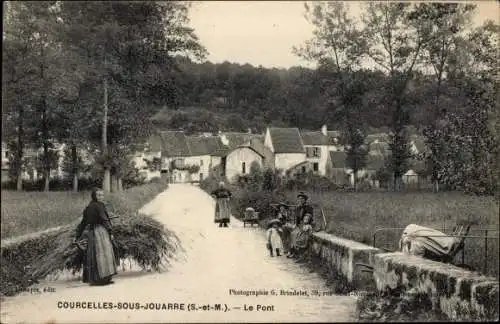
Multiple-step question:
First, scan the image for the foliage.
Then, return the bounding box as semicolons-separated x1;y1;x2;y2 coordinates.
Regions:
2;1;206;191
145;157;162;172
169;160;200;174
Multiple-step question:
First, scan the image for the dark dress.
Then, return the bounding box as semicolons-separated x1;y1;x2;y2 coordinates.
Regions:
75;200;118;284
211;188;232;224
295;203;314;226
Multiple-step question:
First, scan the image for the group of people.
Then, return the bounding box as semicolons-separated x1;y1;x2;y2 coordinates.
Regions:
72;182;316;286
266;192;315;260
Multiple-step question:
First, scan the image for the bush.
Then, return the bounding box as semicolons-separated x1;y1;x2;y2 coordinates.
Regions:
231;189;288;222
284;172;339;192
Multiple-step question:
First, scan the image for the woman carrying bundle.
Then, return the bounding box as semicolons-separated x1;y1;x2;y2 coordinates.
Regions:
74;187;118;286
211;181;232;228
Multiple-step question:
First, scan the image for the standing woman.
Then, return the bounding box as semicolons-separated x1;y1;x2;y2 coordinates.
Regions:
211;181;232;228
74;187;118;285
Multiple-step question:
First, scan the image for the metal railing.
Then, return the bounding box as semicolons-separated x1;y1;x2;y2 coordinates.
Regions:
372;226;499;275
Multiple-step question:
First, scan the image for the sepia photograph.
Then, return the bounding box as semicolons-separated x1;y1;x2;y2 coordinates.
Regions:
1;0;499;323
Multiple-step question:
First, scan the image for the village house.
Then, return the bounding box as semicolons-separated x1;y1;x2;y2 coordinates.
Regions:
224;137;273;183
149;130;227;183
218;131;264;150
300;125;340;176
263;127;306;174
186;135;227;182
133;132;163;181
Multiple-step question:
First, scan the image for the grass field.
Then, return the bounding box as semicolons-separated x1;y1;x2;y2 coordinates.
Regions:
284;190;499;279
1;181;169;239
221;180;499;279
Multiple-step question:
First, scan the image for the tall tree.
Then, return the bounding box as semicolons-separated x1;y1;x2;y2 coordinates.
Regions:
294;2;368;189
361;2;430;190
2;1;60;191
412;3;476;192
57;1;206;192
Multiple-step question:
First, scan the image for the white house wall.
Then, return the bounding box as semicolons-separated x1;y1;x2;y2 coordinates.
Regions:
185;155;211;182
274;153;306;173
225;147;263;184
304;145;330;176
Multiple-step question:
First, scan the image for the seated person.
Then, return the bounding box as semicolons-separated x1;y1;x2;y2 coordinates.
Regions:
286;213;314;259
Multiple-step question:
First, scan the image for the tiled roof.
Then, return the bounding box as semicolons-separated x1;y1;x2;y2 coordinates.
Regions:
186;136;209;156
327;130;341;139
204;137;228;157
329;151;347;168
158;131;191;157
301;131;331;146
148;133;164;152
238;138;272;158
222;132;264;149
268;127;305;154
186;136;227;156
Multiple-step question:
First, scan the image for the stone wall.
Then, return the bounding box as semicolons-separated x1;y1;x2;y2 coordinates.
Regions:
373;252;499;320
309;232;499;321
309;232;382;288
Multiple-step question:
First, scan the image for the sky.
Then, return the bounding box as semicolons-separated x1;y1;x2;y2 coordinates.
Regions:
188;1;499;69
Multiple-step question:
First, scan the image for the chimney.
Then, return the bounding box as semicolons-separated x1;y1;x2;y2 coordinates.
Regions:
321;124;327;136
220;133;229;146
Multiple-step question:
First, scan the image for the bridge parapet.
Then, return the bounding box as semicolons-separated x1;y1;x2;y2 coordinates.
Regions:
309;232;499;321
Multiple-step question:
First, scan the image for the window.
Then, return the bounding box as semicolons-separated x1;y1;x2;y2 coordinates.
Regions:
313;162;319;172
200;159;203;166
306;147;313;157
301;166;306;173
199;173;203;181
173;158;185;168
242;162;246;174
306;147;321;158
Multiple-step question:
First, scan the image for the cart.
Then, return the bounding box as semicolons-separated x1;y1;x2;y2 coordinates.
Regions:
243;207;259;227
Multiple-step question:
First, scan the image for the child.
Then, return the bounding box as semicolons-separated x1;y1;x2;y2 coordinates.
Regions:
266;221;284;257
287;213;314;258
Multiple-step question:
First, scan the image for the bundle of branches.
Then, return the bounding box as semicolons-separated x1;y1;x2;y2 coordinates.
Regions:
28;213;182;280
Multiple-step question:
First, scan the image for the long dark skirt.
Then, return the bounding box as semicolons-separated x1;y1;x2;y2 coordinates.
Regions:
83;225;117;284
214;198;231;223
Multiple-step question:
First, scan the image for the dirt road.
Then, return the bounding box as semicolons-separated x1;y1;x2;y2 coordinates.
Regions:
1;184;357;323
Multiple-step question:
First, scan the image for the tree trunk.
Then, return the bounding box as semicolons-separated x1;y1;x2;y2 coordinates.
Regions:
71;143;78;192
16;105;24;191
42;102;50;192
102;75;110;192
117;177;123;191
433;180;439;193
110;173;116;192
353;170;358;192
